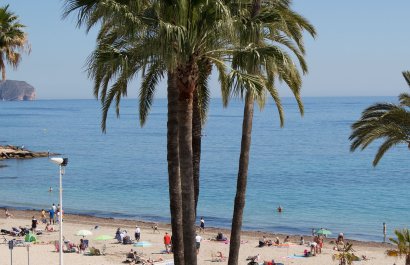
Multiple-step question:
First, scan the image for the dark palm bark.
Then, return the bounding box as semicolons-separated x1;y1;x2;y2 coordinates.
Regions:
228;2;260;264
192;90;201;215
193;58;212;215
228;92;254;265
177;61;198;265
1;61;5;80
167;72;184;265
406;254;410;265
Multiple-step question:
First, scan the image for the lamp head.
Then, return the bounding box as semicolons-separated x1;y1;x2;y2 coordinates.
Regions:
50;157;68;166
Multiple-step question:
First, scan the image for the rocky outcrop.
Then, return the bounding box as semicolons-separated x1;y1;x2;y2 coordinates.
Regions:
0;80;36;101
0;145;56;160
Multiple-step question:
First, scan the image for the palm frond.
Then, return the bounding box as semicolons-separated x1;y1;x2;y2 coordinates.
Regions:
139;61;164;126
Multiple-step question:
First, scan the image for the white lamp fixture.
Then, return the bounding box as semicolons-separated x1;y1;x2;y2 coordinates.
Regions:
49;157;68;265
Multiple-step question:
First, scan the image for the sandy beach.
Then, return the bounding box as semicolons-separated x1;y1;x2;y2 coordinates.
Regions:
0;209;401;265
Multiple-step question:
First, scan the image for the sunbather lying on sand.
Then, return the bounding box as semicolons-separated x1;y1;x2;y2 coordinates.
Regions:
45;223;55;232
211;251;226;262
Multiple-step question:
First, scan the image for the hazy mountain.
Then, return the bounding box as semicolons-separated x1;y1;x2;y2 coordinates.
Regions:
0;80;36;101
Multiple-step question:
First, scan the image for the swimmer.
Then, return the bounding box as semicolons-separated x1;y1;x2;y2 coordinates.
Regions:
49;187;53;192
277;205;282;213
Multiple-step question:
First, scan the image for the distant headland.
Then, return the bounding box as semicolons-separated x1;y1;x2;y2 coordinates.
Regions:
0;145;56;160
0;80;36;101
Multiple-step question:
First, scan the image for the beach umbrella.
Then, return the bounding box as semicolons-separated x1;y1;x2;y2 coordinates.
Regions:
95;235;112;241
76;230;92;236
25;233;37;242
316;229;332;236
134;241;152;247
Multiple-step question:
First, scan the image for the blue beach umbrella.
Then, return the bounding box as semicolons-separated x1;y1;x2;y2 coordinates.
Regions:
134;241;152;247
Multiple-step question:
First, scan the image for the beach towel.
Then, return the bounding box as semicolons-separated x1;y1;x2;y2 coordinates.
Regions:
283;254;307;259
153;260;174;265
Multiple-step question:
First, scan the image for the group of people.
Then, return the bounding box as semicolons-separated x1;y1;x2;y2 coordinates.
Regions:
115;228;133;244
126;249;163;264
258;235;292;247
306;235;324;256
162;231;202;255
60;237;88;253
48;203;63;224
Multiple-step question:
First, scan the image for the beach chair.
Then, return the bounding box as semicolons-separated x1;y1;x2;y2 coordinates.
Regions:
83;239;89;249
102;244;106;255
122;236;134;244
89;247;101;256
54;240;60;252
125;252;136;263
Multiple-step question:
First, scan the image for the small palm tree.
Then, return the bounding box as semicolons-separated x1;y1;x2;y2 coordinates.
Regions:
332;243;359;265
0;4;30;80
350;71;410;166
387;229;410;265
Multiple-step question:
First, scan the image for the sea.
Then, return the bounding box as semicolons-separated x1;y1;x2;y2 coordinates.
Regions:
0;97;408;242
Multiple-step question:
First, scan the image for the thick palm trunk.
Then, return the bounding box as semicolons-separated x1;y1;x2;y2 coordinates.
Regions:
229;2;260;263
192;58;212;215
177;62;198;265
1;61;6;81
228;92;254;265
167;72;184;265
192;91;201;215
406;254;410;265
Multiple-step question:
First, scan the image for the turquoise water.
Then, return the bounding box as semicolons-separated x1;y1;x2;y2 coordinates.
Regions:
0;98;408;242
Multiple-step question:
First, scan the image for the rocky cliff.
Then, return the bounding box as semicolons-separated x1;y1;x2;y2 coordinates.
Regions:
0;80;36;101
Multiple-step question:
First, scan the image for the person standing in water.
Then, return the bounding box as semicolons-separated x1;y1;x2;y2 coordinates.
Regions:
383;222;387;243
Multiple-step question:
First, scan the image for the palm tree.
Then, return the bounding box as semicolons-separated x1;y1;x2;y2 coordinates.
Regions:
63;2;185;264
0;4;30;80
387;229;410;265
332;243;359;265
350;71;410;166
226;1;315;264
63;1;264;264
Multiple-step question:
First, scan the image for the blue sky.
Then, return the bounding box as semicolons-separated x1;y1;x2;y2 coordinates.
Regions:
3;0;410;99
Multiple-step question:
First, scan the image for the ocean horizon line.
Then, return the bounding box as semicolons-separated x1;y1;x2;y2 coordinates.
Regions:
10;95;400;101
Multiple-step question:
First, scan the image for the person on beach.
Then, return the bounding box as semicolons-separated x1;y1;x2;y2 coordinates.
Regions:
5;208;12;218
259;236;267;247
152;223;159;233
317;236;323;254
164;232;171;254
45;223;54;232
52;203;57;223
199;217;205;233
41;209;47;223
135;225;141;242
284;235;290;243
78;239;86;254
336;233;344;245
115;228;121;242
383;222;387;243
195;233;202;254
31;216;38;232
300;236;305;245
309;241;317;256
49;207;55;224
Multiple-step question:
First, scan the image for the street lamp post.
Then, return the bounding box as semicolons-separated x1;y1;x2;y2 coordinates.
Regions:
50;157;68;265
